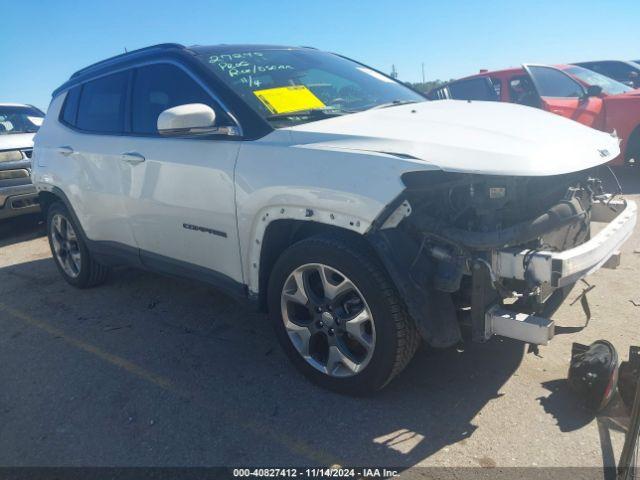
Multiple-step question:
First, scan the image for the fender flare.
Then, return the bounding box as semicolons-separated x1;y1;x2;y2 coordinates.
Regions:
38;186;89;240
246;205;371;295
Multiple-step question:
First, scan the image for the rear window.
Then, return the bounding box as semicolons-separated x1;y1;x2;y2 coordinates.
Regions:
579;61;633;79
76;72;128;133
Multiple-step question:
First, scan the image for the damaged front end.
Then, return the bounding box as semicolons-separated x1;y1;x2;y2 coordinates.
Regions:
367;168;637;348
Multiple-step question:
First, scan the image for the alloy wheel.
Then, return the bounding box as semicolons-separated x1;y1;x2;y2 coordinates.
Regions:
50;213;82;278
280;263;376;377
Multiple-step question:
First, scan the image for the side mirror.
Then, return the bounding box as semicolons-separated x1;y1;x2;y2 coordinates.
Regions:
157;103;223;136
585;85;603;97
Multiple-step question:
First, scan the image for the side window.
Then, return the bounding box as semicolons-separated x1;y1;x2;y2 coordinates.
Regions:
526;66;584;98
509;76;539;107
61;86;81;126
76;72;128;133
447;78;498;101
489;77;502;98
426;87;449;100
131;63;229;135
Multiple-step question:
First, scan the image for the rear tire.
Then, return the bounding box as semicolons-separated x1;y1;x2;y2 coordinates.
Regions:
268;234;419;395
47;202;109;288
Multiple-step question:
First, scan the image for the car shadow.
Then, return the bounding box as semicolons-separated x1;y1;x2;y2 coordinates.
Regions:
0;213;45;248
0;255;526;468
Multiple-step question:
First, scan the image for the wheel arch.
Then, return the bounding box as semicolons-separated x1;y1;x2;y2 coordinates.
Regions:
37;187;89;241
256;217;376;312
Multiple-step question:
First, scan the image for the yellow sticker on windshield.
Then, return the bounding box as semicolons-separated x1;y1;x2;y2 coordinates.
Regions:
253;85;325;114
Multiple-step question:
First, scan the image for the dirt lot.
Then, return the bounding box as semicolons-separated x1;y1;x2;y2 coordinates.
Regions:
0;168;638;474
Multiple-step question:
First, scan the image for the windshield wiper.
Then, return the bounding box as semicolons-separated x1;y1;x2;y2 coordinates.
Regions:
266;108;348;121
367;100;419;110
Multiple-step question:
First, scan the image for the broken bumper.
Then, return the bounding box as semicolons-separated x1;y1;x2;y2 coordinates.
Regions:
494;200;637;288
485;200;636;345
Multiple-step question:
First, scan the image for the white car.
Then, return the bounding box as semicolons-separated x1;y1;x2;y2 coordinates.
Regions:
32;44;636;394
0;103;44;220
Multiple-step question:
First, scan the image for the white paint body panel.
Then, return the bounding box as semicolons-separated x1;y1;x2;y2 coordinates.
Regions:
33;94;620;294
33;94;137;247
120;136;241;280
234;130;437;292
283;100;620;176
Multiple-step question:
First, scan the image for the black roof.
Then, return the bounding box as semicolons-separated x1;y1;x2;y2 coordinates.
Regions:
69;43;312;81
54;43;315;97
187;44;313;55
70;43;187;79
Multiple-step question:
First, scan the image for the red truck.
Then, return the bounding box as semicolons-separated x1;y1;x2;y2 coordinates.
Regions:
427;64;640;166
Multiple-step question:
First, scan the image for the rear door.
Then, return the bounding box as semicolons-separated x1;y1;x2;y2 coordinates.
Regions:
522;64;604;129
56;72;137;248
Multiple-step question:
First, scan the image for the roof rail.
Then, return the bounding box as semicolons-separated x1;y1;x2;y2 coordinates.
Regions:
70;43;186;79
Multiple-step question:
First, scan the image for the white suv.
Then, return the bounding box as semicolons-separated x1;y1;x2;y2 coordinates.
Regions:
33;44;636;394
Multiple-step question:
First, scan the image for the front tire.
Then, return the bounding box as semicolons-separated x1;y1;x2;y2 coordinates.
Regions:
268;234;419;394
47;202;109;288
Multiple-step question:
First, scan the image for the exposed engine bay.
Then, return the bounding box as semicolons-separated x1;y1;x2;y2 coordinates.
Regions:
367;166;632;348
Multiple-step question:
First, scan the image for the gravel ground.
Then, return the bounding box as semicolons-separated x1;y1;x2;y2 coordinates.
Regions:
0;168;638;475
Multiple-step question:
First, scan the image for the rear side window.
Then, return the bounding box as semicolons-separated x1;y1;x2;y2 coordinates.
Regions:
527;66;584;98
61;87;81;126
131;63;227;134
447;78;498;101
76;72;128;133
489;77;502;98
427;87;450;100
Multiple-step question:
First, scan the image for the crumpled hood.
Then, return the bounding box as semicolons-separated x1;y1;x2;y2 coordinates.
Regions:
0;133;35;151
283;100;620;176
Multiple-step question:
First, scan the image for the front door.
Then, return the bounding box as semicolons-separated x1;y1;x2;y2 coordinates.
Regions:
522;64;604;129
120;63;244;287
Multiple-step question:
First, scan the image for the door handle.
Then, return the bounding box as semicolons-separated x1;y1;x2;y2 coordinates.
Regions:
57;146;75;156
120;152;146;165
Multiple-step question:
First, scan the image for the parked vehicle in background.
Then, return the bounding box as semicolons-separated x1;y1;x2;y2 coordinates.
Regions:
428;64;640;166
0;103;44;220
573;60;640;89
33;44;636;394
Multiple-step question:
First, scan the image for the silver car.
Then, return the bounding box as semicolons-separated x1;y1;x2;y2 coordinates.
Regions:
0;103;43;220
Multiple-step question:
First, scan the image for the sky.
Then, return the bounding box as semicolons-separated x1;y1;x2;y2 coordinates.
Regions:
4;0;640;110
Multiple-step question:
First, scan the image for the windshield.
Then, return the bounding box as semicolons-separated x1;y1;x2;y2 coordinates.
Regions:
563;66;633;95
198;48;425;126
0;105;44;135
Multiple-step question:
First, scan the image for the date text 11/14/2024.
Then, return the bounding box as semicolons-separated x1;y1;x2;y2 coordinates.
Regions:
232;467;399;478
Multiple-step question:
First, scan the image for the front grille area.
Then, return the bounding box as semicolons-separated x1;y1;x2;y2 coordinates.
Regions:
21;148;33;159
0;169;29;181
0;150;23;163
